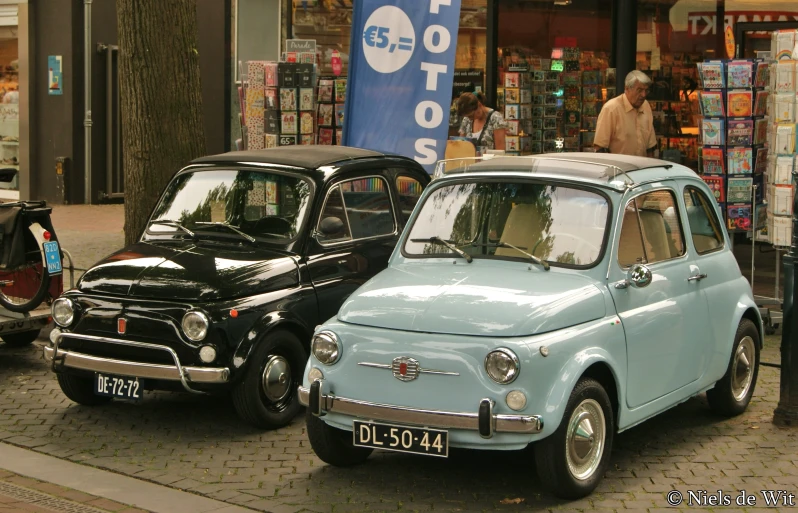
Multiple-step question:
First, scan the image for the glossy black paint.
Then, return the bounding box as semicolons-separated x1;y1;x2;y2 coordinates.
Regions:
56;147;430;391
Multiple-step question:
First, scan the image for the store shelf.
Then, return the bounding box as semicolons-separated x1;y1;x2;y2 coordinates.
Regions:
0;140;18;146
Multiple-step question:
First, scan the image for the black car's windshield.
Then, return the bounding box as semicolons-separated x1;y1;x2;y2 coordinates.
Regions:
404;181;609;267
148;169;312;243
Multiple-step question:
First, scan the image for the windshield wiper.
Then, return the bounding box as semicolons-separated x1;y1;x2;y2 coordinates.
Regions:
411;236;472;263
149;219;195;238
473;241;549;271
194;222;256;244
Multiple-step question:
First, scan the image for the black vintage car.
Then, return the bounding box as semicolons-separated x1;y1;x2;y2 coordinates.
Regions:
44;146;429;429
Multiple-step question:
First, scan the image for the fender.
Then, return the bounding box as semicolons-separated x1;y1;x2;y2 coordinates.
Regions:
231;310;313;373
704;295;763;382
540;346;625;438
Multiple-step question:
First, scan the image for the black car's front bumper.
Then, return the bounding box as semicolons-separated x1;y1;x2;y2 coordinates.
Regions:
44;331;230;394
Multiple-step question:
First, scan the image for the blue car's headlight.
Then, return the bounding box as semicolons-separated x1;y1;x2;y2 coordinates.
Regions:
485;348;519;384
312;331;341;365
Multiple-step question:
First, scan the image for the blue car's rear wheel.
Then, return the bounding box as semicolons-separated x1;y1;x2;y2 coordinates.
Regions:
707;318;759;417
534;377;614;499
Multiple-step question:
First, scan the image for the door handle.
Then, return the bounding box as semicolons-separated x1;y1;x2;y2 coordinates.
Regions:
688;273;707;282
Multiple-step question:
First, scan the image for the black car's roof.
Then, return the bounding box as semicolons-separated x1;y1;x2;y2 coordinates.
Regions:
191;146;398;170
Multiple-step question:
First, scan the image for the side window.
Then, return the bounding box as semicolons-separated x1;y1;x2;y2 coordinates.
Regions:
617;189;685;267
683;186;724;254
317;185;352;243
396;175;424;222
340;177;395;238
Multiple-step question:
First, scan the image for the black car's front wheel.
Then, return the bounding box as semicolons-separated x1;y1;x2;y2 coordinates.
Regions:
232;329;307;429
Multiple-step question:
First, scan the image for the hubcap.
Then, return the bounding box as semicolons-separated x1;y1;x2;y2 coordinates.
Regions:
261;355;291;402
731;336;755;402
566;398;606;481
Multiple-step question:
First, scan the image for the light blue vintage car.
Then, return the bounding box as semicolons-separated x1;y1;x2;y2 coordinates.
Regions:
299;153;761;499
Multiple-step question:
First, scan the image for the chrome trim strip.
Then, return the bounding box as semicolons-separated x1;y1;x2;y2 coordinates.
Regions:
297;385;542;434
44;333;230;393
358;362;460;376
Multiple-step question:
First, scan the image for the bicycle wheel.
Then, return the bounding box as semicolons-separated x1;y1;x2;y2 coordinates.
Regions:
0;255;50;312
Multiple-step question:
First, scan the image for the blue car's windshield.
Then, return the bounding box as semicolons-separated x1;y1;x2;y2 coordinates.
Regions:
404;181;609;267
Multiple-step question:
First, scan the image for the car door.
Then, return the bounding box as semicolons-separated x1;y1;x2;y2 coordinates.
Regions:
306;171;401;323
608;183;713;409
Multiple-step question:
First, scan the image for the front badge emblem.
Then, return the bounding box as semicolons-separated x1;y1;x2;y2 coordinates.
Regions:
117;318;127;335
392;356;419;382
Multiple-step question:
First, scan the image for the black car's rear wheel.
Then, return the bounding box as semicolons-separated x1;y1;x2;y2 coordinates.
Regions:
57;373;112;406
232;329;307;429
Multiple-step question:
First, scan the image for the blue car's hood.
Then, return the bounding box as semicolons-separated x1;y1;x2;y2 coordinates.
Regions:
337;263;606;337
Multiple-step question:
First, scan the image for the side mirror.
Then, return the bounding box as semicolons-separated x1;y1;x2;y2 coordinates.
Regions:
319;216;344;236
628;263;652;288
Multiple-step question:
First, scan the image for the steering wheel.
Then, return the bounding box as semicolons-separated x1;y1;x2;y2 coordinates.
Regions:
252;216;293;237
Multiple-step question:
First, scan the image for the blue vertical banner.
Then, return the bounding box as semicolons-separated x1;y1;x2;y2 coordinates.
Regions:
342;0;461;173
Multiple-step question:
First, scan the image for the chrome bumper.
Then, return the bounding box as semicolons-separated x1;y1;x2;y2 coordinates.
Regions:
298;382;543;438
44;332;230;395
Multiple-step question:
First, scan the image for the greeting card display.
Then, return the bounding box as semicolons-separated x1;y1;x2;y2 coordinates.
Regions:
727;60;754;88
726;90;752;117
726;119;753;146
280;88;297;111
318;104;333;127
727;176;753;203
318;79;333;102
699;91;724;117
698;61;725;89
727;146;753;174
299;88;314;111
702;147;725;174
702;119;725;145
702;174;725;202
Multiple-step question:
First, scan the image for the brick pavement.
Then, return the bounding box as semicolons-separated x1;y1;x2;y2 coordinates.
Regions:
2;332;797;512
0;204;796;512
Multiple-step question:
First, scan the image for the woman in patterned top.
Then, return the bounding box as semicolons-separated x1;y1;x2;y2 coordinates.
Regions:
457;92;507;151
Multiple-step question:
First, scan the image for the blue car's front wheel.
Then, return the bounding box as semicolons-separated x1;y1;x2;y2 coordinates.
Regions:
306;410;372;466
534;377;614;499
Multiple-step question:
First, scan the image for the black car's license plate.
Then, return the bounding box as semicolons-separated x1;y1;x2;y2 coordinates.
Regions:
353;420;448;458
94;373;143;400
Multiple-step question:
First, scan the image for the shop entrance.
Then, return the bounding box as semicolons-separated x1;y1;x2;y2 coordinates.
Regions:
735;21;798;58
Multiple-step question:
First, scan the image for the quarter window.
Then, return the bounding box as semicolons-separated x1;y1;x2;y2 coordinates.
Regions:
317;177;395;244
683;186;724;254
617;190;685;267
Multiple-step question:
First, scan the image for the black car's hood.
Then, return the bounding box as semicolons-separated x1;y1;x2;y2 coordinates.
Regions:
78;242;299;301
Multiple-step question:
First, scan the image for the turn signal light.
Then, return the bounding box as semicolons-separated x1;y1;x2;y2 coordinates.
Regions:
43;230;51;241
230;309;238;318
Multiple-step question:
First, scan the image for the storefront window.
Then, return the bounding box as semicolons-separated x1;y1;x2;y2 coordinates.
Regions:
450;0;488;135
0;6;18;199
495;0;612;154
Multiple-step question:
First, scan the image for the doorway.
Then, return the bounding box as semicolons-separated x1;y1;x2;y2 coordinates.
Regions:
735;21;798;59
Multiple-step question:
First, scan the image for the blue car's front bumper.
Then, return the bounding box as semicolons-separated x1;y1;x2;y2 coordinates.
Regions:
299;381;544;439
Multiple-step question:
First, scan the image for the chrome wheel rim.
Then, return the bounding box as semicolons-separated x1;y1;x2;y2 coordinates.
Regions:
261;355;291;402
731;336;756;402
566;398;606;481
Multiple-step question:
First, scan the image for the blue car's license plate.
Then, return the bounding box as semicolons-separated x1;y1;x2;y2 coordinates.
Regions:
43;241;62;275
94;373;143;400
353;420;448;458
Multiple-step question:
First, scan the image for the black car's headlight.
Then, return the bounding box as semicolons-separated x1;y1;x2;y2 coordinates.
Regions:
182;311;209;342
52;297;75;327
485;348;519;384
312;331;341;365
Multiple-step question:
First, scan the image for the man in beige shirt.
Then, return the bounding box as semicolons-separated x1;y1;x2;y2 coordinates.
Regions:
594;70;657;157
